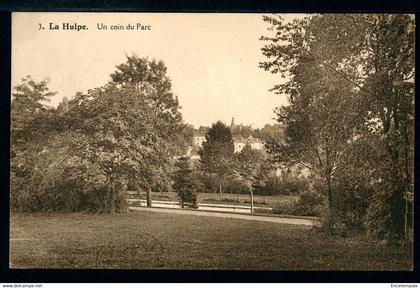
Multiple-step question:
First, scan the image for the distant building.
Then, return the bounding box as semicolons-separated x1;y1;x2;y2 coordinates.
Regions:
193;133;264;154
233;135;264;153
194;133;206;147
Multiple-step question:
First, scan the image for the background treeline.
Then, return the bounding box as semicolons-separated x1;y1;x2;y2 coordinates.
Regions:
192;165;307;196
10;56;302;216
175;122;285;156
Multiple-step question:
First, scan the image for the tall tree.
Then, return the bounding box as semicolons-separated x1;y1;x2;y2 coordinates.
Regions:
54;85;166;212
173;156;200;208
260;14;414;239
303;14;414;239
260;15;363;223
11;76;58;211
358;15;414;240
235;144;265;213
110;55;183;206
198;121;235;198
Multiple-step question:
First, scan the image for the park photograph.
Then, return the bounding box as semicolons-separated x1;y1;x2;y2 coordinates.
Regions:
10;13;414;270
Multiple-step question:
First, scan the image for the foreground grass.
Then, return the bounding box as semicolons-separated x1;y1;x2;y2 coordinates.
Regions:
10;211;412;270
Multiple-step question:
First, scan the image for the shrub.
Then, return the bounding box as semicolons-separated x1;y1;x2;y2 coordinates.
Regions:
329;172;372;232
176;190;198;208
202;198;240;204
270;190;324;217
293;190;324;217
256;176;309;196
11;155;127;213
198;173;220;193
364;182;405;241
224;179;249;194
271;201;296;215
10;175;36;212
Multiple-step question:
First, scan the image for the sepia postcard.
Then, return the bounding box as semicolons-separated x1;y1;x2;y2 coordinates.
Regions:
10;12;414;271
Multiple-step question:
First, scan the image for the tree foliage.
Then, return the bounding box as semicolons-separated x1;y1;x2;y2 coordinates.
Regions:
11;56;184;213
11;76;57;149
234;144;266;212
260;14;414;240
198;121;235;196
235;144;265;191
173;157;200;208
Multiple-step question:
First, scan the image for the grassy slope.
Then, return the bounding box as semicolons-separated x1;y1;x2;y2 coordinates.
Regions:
10;211;412;270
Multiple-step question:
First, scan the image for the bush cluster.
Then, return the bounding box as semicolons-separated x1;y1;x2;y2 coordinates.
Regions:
271;190;324;217
256;176;309;196
11;156;127;213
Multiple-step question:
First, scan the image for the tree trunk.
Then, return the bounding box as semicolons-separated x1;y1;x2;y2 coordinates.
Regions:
182;191;185;208
326;173;333;211
324;137;335;229
324;172;335;232
109;181;115;213
147;187;152;207
218;179;222;200
403;113;410;240
250;187;254;213
324;137;334;217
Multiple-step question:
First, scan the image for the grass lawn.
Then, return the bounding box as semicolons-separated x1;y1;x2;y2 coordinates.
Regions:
135;191;296;207
10;211;412;270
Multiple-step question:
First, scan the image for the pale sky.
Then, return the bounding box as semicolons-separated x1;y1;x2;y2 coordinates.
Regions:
12;13;297;128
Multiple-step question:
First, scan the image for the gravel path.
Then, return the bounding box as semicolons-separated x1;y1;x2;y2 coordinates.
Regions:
129;206;317;227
